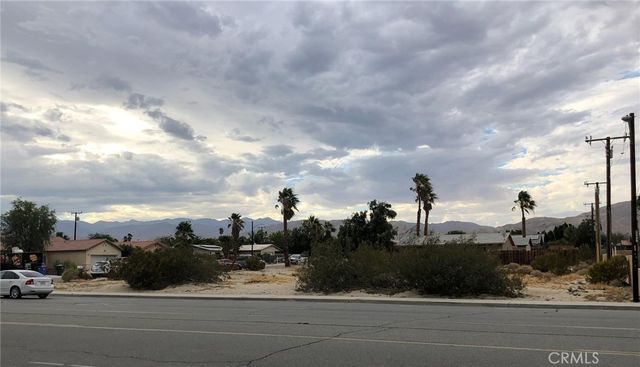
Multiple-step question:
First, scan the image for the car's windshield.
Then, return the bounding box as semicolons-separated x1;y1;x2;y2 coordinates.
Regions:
21;271;44;278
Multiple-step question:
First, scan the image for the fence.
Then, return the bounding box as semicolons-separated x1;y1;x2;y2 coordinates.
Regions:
499;248;578;265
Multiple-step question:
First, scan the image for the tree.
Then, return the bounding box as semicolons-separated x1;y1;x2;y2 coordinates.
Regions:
218;227;224;236
88;233;118;242
302;216;323;244
512;191;536;237
123;233;133;242
276;187;300;267
410;173;435;237
55;231;70;240
174;221;196;247
1;198;57;252
227;213;244;258
337;200;398;251
410;174;424;237
253;228;269;244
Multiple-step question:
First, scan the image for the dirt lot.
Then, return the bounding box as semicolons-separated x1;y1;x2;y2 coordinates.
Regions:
54;264;632;302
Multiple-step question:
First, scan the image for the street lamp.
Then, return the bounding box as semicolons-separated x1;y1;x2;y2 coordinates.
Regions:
621;112;638;303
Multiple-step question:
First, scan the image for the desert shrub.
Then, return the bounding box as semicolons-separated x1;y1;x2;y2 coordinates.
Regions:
349;246;400;290
297;241;355;293
577;245;595;262
121;247;224;290
531;252;577;275
396;246;522;297
61;265;91;282
245;256;266;271
505;263;521;272
106;258;125;280
587;256;629;284
61;268;77;282
516;265;533;275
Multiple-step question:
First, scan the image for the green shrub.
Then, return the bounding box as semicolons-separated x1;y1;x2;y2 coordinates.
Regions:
105;258;125;280
61;268;77;282
298;243;523;297
245;256;266;271
297;241;355;293
396;246;523;297
531;252;577;275
349;246;400;290
121;247;224;290
577;245;595;262
587;256;629;284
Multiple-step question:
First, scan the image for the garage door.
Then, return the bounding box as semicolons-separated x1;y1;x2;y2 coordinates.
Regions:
90;255;117;266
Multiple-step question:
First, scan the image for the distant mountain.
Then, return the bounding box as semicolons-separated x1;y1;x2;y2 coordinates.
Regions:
55;200;635;240
497;200;634;235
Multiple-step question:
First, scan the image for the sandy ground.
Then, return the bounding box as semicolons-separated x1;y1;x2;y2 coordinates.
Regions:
54;264;632;302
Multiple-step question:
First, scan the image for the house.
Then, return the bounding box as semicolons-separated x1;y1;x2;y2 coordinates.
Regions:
502;234;544;251
192;244;222;255
398;233;506;250
238;244;281;256
126;240;168;252
45;237;122;271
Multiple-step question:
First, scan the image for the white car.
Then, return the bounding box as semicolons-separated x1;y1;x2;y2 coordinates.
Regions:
1;270;54;299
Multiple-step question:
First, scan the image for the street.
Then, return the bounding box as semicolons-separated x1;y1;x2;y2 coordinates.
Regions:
1;296;638;367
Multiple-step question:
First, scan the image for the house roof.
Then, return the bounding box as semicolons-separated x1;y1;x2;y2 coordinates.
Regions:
508;234;542;247
438;233;507;245
127;240;166;250
239;244;281;252
47;237;121;252
192;244;222;252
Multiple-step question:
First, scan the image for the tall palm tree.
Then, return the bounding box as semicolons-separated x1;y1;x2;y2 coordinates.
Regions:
302;215;323;244
512;191;536;237
227;213;244;258
410;173;428;237
411;174;437;237
276;187;300;267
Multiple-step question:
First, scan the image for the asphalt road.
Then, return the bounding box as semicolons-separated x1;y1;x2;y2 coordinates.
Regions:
1;296;638;367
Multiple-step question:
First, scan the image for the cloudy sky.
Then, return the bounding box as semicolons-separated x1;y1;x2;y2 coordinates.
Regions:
1;1;638;226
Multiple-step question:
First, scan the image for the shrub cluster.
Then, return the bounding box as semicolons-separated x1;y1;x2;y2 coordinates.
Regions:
298;243;523;297
121;248;224;290
587;256;629;284
244;256;266;271
61;264;92;282
531;252;577;275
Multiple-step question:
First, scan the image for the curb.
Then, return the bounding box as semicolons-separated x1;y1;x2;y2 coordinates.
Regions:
52;292;640;311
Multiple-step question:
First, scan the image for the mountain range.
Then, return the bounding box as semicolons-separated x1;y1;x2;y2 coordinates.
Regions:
55;201;635;241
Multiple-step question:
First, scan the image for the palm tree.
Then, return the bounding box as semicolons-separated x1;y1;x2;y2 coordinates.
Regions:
227;213;244;258
410;173;428;237
411;174;437;237
512;191;536;237
276;187;300;267
302;215;323;244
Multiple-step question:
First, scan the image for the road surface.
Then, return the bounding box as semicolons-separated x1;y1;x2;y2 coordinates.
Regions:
1;296;639;367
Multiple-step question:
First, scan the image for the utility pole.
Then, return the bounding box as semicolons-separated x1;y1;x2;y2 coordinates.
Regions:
586;134;627;259
621;112;638;303
585;182;605;262
251;221;254;256
71;211;83;241
584;202;594;222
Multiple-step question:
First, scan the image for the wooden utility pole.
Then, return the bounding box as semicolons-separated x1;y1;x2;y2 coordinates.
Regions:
585;182;605;262
584;202;594;222
586;134;626;259
621;112;638;303
71;211;83;240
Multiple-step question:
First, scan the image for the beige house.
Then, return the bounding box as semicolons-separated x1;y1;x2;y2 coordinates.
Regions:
238;244;281;255
46;238;122;270
127;240;168;252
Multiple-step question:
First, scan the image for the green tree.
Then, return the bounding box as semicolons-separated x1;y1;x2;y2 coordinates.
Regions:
512;190;536;237
253;228;269;244
123;233;133;242
174;221;196;247
88;233;118;242
227;213;244;258
276;187;300;267
337;200;398;251
1;198;57;252
302;215;323;244
55;231;70;240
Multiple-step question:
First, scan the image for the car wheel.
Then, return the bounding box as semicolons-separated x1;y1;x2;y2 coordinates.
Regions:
38;294;49;299
9;286;21;299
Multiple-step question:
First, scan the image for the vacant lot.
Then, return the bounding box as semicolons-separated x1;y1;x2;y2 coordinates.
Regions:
54;264;632;302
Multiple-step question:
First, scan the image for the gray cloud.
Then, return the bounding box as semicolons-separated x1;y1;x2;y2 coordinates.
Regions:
226;128;262;142
123;93;164;109
146;110;196;141
142;2;223;37
1;51;61;74
73;74;131;92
